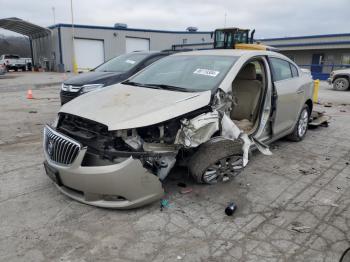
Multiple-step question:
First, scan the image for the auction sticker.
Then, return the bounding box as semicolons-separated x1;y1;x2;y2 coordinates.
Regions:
125;59;136;64
193;68;220;77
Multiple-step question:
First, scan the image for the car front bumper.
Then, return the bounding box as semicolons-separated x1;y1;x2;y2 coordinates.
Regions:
43;126;164;209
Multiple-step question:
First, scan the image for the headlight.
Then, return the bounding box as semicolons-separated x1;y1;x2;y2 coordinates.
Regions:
81;84;104;93
61;83;68;91
330;71;334;78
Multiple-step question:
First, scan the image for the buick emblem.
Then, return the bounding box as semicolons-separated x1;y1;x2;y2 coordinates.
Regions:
47;140;54;156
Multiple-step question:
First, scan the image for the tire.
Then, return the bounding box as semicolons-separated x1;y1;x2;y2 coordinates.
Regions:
333;77;349;91
287;104;310;142
188;137;244;184
14;67;18;72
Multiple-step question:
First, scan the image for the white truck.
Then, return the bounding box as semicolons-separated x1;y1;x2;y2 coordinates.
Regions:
0;54;32;71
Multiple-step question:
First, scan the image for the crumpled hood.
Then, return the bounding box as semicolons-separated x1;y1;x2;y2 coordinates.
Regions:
60;83;212;130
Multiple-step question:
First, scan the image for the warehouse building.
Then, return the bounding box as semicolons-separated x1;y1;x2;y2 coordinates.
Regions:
260;34;350;79
48;23;212;72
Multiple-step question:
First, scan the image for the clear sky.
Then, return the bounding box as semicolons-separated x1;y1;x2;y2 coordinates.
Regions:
1;0;349;38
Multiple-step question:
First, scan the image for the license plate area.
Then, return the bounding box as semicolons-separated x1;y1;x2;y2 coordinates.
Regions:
43;161;62;186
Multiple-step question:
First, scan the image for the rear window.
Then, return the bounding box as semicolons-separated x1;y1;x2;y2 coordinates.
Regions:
5;55;20;59
95;53;149;73
270;57;293;81
290;63;299;77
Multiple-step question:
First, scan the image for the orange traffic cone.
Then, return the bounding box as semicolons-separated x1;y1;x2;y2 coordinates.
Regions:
27;89;33;99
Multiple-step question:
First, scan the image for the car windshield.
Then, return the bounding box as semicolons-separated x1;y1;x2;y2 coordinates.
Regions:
95;53;149;73
126;55;238;92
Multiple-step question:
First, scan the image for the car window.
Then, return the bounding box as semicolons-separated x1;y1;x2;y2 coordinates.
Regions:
270;57;293;81
5;55;20;59
95;53;149;73
128;55;239;92
290;63;299;77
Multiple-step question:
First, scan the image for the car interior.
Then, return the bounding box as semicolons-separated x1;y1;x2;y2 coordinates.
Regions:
230;60;266;133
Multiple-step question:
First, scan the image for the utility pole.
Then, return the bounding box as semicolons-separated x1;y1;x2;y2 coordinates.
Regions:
224;12;227;28
70;0;78;73
52;7;56;25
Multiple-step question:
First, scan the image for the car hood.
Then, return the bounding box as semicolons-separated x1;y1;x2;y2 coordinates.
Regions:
60;83;212;130
64;71;124;86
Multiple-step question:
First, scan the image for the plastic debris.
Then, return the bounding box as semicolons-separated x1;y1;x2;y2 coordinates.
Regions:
180;187;193;194
160;199;170;211
28;110;37;114
289;221;311;233
225;202;237;216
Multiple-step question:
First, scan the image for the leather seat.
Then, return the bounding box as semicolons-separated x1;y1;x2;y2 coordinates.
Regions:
231;63;262;125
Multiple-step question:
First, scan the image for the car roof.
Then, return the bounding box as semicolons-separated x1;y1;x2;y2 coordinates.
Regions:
172;49;281;58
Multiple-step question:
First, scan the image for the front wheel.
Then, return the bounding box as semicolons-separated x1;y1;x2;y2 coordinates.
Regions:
188;137;244;184
287;105;309;142
333;77;349;91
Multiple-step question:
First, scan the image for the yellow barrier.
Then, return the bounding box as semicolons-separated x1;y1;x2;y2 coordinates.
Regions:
313;79;320;103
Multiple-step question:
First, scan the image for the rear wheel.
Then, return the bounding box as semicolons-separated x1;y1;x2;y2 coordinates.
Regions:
287;104;309;142
188;137;244;184
333;77;349;91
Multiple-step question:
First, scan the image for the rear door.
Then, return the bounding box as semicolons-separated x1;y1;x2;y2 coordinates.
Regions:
269;57;303;135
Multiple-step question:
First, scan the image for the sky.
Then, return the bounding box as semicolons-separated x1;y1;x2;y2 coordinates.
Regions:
1;0;349;38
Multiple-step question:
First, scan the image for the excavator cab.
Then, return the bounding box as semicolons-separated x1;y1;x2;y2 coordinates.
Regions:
213;28;252;49
213;27;278;51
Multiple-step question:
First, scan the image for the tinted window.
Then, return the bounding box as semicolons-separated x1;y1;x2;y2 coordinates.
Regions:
270;57;292;81
95;53;149;73
129;55;238;92
5;55;20;59
290;63;299;77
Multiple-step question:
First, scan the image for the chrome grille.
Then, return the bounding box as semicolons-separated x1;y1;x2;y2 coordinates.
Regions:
44;125;81;165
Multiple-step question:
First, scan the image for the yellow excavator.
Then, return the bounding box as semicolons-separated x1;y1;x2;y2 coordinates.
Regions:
213;27;278;51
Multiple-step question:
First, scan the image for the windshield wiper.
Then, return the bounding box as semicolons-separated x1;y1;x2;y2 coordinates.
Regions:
145;84;190;92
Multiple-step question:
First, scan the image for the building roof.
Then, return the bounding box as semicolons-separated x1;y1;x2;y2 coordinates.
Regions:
49;23;212;34
0;17;51;39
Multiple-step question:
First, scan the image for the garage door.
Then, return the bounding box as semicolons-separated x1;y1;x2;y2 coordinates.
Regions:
126;37;150;53
74;38;104;71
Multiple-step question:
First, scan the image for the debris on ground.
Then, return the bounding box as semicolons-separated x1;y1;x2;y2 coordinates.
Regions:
180;187;193;194
318;199;339;207
160;199;170;211
309;110;331;127
177;182;187;188
28;110;37;114
222;175;230;182
289;221;311;233
225;202;237;216
324;102;333;108
299;167;319;176
340;109;347;112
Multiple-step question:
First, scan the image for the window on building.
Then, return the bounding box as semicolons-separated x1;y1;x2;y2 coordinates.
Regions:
341;54;350;65
270;57;293;81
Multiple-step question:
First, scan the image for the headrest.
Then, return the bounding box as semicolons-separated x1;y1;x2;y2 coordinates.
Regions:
237;63;256;80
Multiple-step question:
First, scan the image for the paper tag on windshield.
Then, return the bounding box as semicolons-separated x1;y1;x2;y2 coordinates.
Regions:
193;68;220;77
125;59;136;64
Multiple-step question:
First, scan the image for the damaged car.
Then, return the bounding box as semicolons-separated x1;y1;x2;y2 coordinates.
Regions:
43;49;314;209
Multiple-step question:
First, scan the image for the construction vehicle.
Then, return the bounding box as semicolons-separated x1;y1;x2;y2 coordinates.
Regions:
213;27;278;51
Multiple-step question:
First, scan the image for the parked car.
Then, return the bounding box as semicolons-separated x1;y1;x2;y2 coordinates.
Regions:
43;49;314;209
60;51;173;105
0;54;30;71
0;64;6;75
328;68;350;91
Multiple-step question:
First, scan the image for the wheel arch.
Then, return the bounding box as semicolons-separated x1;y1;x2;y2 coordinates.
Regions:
305;99;313;114
333;74;350;82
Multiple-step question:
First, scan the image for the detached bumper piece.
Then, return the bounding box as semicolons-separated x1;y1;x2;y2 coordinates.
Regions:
43;125;164;209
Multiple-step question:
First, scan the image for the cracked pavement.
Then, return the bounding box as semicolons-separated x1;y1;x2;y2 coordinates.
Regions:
0;73;349;261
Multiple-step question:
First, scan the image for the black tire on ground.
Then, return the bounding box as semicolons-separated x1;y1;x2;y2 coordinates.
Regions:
333;77;349;91
21;67;26;71
287;104;310;142
188;137;244;184
14;67;18;72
